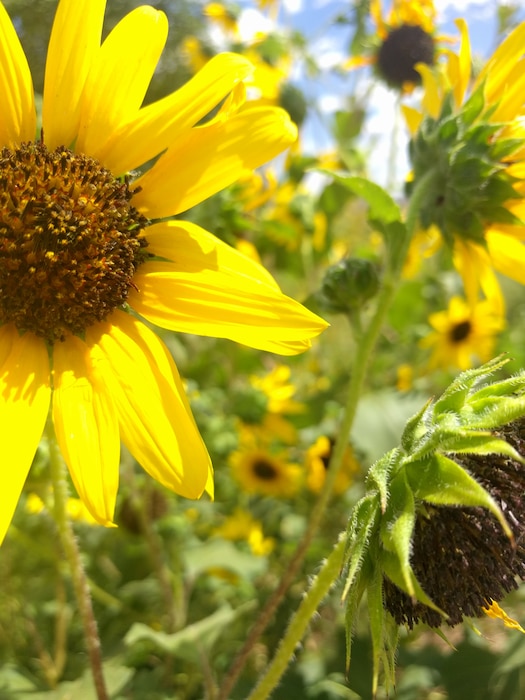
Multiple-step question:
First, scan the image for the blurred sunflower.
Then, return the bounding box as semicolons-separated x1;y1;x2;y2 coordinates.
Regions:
420;296;505;371
229;441;302;497
214;507;275;556
345;0;438;91
404;19;525;308
0;0;327;543
305;435;360;495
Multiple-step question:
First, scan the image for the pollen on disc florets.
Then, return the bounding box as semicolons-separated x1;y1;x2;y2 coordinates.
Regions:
383;418;525;629
0;141;149;343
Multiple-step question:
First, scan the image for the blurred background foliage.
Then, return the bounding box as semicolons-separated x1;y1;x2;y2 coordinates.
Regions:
2;1;525;699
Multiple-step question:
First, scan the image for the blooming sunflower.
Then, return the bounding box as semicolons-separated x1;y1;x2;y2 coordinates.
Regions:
420;296;505;371
305;435;360;495
345;0;438;91
404;19;525;307
0;0;327;544
229;442;301;497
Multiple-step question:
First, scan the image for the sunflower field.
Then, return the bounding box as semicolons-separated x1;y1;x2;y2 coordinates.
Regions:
2;1;525;699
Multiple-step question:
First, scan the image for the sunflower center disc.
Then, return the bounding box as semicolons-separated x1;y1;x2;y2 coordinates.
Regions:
0;141;149;343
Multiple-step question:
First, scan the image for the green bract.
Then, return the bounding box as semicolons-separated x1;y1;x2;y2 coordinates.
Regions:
341;356;525;694
406;85;524;246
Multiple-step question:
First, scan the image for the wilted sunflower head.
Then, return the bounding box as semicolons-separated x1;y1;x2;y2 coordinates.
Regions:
383;417;525;628
341;356;525;693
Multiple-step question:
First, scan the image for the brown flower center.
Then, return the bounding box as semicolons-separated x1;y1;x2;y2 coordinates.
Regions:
377;24;435;87
450;319;472;343
252;458;279;481
0;141;149;343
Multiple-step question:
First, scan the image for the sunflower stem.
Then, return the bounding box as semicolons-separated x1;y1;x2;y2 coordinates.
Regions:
246;537;346;700
220;171;430;700
47;421;109;700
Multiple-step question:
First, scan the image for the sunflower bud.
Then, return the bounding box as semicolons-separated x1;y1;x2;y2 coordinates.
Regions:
318;257;380;315
341;356;525;693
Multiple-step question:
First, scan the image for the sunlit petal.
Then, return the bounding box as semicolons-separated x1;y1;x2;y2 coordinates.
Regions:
43;0;106;150
100;53;253;175
0;3;35;146
52;335;120;526
132;106;297;218
146;220;279;290
86;311;212;498
129;261;328;355
0;327;51;544
76;6;168;160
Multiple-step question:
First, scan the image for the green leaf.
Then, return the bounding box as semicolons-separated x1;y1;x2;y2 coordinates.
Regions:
406;454;511;538
182;539;267;579
124;603;255;664
318;172;402;224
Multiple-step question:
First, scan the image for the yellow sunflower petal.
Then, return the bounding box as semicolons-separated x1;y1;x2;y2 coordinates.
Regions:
98;52;253;175
0;327;51;545
132;106;297;218
52;335;119;527
42;0;106;150
476;21;525;102
129;260;328;354
146;220;279;290
0;3;35;146
487;231;525;285
450;18;471;108
86;311;212;499
417;63;441;120
76;6;168;161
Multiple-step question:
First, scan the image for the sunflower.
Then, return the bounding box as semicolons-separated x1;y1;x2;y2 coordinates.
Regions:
345;0;438;91
0;0;327;544
404;19;525;307
229;443;301;497
305;435;360;495
420;296;505;370
213;507;275;556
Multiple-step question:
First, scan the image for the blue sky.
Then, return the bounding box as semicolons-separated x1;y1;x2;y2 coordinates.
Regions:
232;1;525;191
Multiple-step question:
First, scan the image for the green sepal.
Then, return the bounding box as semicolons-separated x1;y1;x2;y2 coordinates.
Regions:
366;447;401;512
367;562;386;698
380;470;416;595
405;453;511;538
461;396;525;432
341;493;380;600
400;398;432;454
467;374;525;401
459;81;486;125
344;561;369;674
433;355;510;414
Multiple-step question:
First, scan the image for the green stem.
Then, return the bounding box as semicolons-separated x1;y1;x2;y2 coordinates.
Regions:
246;537;346;700
219;168;440;700
47;422;109;700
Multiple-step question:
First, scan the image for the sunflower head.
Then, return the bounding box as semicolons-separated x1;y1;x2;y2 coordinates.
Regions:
406;85;524;247
341;356;525;692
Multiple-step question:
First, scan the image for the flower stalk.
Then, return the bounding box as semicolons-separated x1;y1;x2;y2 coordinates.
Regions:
47;421;109;700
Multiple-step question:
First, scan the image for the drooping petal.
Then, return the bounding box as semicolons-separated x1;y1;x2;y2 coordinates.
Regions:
86;311;212;499
146;220;279;290
453;239;505;315
476;21;525;104
129;260;328;355
76;6;168;161
0;327;51;544
100;53;253;175
132;106;297;218
0;3;36;147
52;335;120;526
42;0;106;150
